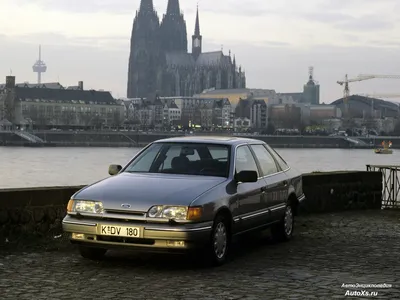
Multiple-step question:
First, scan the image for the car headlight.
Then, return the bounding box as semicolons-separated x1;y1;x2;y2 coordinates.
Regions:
148;206;187;220
147;206;202;221
67;200;104;214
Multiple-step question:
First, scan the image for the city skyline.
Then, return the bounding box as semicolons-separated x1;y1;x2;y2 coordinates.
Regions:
1;0;400;102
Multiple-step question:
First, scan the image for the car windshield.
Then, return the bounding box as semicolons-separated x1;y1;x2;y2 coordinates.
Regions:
124;142;230;177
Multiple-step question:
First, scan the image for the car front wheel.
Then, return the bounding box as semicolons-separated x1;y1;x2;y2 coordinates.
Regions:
79;245;107;260
208;214;230;266
271;204;294;242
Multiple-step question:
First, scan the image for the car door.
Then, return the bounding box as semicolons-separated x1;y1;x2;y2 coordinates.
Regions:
249;144;288;222
235;145;266;231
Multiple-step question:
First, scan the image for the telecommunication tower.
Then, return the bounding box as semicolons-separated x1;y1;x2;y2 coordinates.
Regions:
32;45;47;84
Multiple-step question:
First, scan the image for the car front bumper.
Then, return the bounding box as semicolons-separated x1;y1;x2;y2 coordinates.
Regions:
62;215;213;252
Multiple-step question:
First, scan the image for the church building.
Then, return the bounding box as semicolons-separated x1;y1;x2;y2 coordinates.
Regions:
127;0;246;98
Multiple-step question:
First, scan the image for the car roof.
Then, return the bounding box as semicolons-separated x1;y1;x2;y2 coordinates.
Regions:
153;136;265;146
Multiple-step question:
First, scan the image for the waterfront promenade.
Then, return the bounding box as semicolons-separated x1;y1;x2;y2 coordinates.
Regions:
0;162;398;298
0;210;398;299
2;130;398;149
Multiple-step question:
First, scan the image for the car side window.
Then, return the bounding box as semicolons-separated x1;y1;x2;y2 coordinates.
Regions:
250;144;278;176
208;146;228;161
264;144;289;170
235;145;259;176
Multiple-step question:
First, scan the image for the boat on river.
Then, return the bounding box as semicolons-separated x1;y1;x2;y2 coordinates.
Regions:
374;141;393;154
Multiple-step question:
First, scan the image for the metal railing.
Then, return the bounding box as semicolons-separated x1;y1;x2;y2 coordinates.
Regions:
366;165;400;208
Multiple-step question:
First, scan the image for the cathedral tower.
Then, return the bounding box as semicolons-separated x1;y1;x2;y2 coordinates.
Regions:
127;0;161;98
160;0;188;53
192;5;202;60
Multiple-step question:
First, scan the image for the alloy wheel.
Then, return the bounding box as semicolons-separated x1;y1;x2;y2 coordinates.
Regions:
213;222;227;259
284;206;293;236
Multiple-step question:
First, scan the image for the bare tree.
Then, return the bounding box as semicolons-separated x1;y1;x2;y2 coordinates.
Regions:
80;112;93;127
28;106;39;126
0;94;5;120
112;110;122;128
3;92;15;123
393;120;400;136
61;111;76;126
36;112;47;129
91;114;103;130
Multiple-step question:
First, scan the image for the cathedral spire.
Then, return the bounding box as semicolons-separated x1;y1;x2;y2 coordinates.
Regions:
160;0;187;52
166;0;180;15
139;0;154;12
194;4;200;36
127;0;160;98
192;4;202;60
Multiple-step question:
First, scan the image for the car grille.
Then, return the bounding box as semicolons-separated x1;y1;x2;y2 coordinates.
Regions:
101;209;147;223
101;217;147;224
104;209;146;217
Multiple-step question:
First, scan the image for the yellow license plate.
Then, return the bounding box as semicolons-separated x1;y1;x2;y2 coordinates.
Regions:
99;225;141;238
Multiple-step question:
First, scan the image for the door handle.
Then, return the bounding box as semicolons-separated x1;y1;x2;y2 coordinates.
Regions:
283;180;288;186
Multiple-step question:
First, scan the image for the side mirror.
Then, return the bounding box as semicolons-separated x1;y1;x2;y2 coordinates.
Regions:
235;170;258;183
108;164;122;176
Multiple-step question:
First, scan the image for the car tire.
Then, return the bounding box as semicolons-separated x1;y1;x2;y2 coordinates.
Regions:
79;246;107;260
208;214;230;266
271;203;294;242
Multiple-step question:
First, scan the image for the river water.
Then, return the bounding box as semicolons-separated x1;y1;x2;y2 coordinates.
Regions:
0;147;399;189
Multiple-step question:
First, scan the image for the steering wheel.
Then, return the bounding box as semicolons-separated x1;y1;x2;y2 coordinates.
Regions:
200;167;218;173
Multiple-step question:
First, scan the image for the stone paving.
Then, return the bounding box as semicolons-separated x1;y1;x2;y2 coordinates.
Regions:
0;210;399;299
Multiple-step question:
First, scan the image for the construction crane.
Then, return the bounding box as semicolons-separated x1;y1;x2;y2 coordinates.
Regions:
337;74;400;118
337;74;375;118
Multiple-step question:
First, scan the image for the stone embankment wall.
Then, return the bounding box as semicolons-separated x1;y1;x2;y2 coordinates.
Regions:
300;171;382;213
0;186;84;244
29;132;400;148
0;131;377;148
0;171;383;244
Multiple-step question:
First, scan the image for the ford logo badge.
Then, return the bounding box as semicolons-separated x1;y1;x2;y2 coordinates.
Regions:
121;204;131;209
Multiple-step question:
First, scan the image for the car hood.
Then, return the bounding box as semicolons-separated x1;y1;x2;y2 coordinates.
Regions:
73;172;227;212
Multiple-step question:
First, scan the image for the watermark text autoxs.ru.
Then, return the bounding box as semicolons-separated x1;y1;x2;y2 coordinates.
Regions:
342;283;392;297
345;290;378;297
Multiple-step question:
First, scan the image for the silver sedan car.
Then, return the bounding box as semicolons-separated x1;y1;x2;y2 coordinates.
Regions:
63;136;305;265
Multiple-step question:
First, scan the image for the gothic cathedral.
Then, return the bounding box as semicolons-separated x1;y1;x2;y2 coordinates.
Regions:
127;0;246;98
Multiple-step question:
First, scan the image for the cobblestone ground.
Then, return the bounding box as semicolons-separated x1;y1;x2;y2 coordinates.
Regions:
0;210;399;299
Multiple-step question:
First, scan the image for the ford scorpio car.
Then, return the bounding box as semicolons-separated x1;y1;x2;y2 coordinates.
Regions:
62;136;305;265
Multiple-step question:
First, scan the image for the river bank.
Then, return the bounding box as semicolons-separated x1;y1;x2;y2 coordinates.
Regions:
0;141;373;148
0;131;397;149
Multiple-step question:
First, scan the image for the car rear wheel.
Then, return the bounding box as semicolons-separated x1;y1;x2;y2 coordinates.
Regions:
79;245;107;260
271;204;294;242
208;214;230;266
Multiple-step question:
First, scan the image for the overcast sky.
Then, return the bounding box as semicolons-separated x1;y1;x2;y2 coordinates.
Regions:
1;0;400;103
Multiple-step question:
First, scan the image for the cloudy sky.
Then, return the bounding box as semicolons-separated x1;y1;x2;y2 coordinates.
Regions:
1;0;400;103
